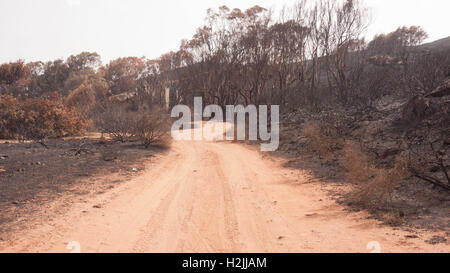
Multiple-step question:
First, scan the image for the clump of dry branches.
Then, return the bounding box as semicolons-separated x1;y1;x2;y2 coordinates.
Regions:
96;105;170;148
302;122;339;157
132;108;171;148
341;141;410;207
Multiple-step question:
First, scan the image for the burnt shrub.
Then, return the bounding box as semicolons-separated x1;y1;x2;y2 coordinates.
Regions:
132;107;170;148
95;105;136;142
302;113;350;158
0;93;88;140
96;104;170;147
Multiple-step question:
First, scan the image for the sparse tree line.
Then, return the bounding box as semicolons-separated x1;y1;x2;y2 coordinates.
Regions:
1;1;446;122
160;0;447;110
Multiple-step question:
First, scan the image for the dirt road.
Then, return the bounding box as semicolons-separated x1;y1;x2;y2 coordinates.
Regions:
1;123;448;253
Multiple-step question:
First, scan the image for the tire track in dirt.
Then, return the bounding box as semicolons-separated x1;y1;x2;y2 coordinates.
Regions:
205;145;240;251
1;122;449;253
132;145;196;252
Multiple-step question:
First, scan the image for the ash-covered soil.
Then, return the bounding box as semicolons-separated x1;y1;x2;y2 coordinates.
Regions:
275;91;450;237
0;137;168;238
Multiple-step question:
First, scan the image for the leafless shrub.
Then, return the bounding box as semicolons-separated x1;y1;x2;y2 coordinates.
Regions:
132;108;171;148
96;105;136;142
341;141;409;207
302;116;348;157
95;104;171;147
341;141;374;184
356;156;409;204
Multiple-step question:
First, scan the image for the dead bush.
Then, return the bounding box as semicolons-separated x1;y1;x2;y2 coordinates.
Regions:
302;120;343;157
96;105;136;142
358;156;408;204
96;105;170;147
132;108;170;148
341;141;374;184
342;141;410;207
0;93;88;140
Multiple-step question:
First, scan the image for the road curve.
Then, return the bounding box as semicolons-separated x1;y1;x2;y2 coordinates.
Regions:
1;123;448;253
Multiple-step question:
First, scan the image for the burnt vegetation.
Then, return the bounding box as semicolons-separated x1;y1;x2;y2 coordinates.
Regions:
0;0;449;229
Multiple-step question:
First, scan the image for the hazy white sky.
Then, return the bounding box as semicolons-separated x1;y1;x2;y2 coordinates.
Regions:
0;0;448;64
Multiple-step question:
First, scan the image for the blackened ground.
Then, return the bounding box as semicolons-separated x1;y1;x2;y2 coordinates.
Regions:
276;119;450;235
0;137;168;237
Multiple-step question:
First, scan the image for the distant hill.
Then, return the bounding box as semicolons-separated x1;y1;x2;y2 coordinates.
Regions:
420;36;450;51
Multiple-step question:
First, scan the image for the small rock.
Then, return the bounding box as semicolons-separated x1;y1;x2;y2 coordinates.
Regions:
132;168;138;172
277;236;284;240
405;235;419;239
93;205;102;209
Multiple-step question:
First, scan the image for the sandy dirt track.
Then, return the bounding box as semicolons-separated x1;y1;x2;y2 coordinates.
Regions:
1;123;448;253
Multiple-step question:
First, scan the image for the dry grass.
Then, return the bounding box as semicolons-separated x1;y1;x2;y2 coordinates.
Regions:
302;121;342;158
340;141;374;184
341;141;409;207
303;123;409;207
357;159;408;205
